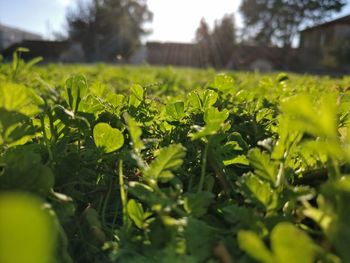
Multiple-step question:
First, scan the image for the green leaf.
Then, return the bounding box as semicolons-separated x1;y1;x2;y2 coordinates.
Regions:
127;199;144;229
79;94;105;114
85;208;102;229
212;134;249;166
184;191;214;217
0;193;56;263
25;57;43;69
223;154;249;166
220;205;255;226
128;182;161;206
145;144;186;182
0;146;54;196
303;207;332;234
128;182;155;201
190;122;222;140
281;94;337;139
248;148;278;184
124;114;144;153
272;116;302;160
0;82;41;116
93;123;124;153
106;93;125;109
209;74;234;94
237;231;274;263
188;90;218;111
276;73;289;83
201;90;218;109
184;218;217;262
239;173;278;211
0;109;36;145
129;84;144;108
320;177;350;262
271;222;316;263
187;91;202;110
64;75;88;113
16;47;30;53
166;101;185;121
204;107;229;124
190;107;229;140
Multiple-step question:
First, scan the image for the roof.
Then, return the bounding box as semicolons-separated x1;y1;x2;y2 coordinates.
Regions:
0;23;42;39
301;14;350;32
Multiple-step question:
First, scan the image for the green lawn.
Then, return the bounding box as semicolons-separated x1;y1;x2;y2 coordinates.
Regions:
1;57;350;263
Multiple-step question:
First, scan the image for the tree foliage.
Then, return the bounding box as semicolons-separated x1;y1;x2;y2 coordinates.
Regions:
195;19;212;67
195;15;236;68
240;0;346;47
66;0;153;61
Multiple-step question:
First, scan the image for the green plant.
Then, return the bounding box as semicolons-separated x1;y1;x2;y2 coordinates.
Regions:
0;60;350;263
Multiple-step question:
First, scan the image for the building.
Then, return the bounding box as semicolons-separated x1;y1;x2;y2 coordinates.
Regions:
0;24;42;50
300;14;350;49
145;14;350;73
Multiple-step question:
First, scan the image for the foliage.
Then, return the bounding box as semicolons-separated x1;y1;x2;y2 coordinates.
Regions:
2;55;350;262
240;0;346;47
195;15;236;67
66;0;153;61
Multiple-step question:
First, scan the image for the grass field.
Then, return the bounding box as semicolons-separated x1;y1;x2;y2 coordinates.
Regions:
1;53;350;263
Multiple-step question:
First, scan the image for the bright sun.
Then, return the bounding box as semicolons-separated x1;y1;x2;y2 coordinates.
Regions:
146;0;241;43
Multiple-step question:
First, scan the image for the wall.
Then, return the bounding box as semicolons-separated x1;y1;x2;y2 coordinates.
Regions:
145;42;304;72
334;24;350;41
300;25;335;49
146;42;200;67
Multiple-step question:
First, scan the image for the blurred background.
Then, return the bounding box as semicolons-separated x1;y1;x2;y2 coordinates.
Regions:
1;0;350;73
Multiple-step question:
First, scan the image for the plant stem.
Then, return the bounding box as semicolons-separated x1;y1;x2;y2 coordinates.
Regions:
40;116;53;162
119;159;128;226
101;175;113;229
198;139;210;192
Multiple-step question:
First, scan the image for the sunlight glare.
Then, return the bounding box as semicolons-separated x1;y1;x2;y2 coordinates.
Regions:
147;0;241;42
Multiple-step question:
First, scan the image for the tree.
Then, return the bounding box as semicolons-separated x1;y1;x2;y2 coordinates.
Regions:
195;18;212;66
195;15;236;67
66;0;152;61
212;15;236;66
240;0;346;47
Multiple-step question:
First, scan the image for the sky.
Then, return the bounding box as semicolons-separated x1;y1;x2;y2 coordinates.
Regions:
0;0;240;42
0;0;350;43
147;0;241;42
